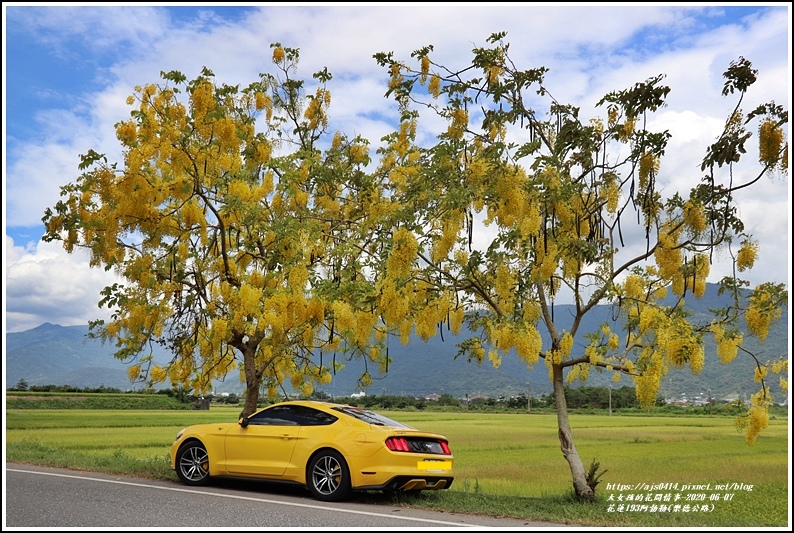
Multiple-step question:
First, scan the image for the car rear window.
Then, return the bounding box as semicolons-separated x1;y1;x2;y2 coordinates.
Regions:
333;406;413;428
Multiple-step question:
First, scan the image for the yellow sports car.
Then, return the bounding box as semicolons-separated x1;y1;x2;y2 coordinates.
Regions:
169;400;454;501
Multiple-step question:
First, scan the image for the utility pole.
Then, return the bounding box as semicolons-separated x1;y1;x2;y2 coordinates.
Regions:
527;383;531;413
708;389;712;416
609;385;612;416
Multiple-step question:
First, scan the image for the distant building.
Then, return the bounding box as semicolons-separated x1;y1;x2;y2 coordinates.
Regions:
424;393;441;401
351;391;366;398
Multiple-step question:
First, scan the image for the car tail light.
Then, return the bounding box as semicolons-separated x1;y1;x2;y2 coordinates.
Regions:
385;436;451;455
386;436;411;451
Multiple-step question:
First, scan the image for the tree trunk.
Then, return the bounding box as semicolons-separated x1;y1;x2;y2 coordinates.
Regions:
239;345;261;418
552;363;596;502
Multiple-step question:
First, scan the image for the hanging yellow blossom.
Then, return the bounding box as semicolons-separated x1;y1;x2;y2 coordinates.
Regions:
745;290;781;342
736;240;758;272
450;306;465;335
683;200;707;235
448;108;468;140
758;118;784;170
428;74;441;98
488;348;502;369
619;116;636;142
387;227;418;278
559;332;574;356
736;391;771;445
272;46;285;64
639;151;660;186
420;56;430;84
128;364;142;382
150;365;168;383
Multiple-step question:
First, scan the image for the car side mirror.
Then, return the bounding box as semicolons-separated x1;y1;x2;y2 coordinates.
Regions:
239;417;250;428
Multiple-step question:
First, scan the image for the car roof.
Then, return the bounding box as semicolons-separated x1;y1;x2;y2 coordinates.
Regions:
270;399;349;408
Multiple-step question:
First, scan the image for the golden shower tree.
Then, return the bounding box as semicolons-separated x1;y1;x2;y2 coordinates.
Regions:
370;32;788;501
42;45;390;417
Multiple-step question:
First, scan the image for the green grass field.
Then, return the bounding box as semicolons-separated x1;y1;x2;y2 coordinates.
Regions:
4;407;790;527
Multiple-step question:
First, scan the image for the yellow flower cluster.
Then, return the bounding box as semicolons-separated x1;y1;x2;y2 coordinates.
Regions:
634;349;663;408
585;344;601;365
414;295;452;341
535;241;559;281
228;180;252;201
388;62;404;92
683;200;707;235
116;120;138;146
432;213;461;264
218;117;239;152
288;265;309;292
691;253;710;298
190;80;215;122
387;227;418;278
622;274;645;300
487;65;504;87
559;332;574;356
353;311;377;346
736;391;771;446
331;300;355;333
150;365;168;383
607;107;619;128
488;348;502;369
494;264;516;315
654;228;682;283
637;306;660;336
168;357;194;385
377;280;409;327
716;333;742;364
758;118;784;170
449;306;465;335
350;143;369;165
736;240;758;272
428;74;442;98
272;46;285;64
490;166;530;229
619;116;636;142
128;364;141;382
602;173;620;213
745;290;781;342
566;363;590;385
608;333;620;350
420;56;430;84
638;151;660;186
448;108;468;140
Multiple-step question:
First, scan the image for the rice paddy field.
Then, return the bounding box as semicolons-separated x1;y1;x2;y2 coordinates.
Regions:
4;406;790;527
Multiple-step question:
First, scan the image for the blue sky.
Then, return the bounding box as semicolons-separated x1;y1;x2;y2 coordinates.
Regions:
3;3;791;334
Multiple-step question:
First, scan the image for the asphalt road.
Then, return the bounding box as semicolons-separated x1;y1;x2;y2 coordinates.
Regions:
4;463;566;529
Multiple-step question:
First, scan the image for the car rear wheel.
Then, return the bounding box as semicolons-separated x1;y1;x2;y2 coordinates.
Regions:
176;441;210;486
308;450;351;502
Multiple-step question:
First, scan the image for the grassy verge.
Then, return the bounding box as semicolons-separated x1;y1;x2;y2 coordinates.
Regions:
5;406;789;527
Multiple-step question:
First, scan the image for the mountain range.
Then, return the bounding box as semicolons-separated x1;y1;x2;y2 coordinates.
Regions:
5;284;788;402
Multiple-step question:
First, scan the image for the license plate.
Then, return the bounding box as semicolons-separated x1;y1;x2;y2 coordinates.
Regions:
417;460;452;471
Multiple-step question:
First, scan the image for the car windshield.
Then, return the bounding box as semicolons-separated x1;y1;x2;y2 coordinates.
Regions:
334;406;414;428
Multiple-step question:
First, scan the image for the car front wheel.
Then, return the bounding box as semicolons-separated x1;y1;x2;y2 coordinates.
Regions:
176;441;210;486
308;450;352;502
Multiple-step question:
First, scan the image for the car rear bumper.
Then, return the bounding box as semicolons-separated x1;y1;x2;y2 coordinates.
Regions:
354;475;454;492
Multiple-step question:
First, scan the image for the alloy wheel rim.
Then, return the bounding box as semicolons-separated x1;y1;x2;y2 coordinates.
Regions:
313;456;341;495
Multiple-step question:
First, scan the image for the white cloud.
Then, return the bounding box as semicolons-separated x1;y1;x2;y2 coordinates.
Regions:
4;235;122;332
3;4;790;333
